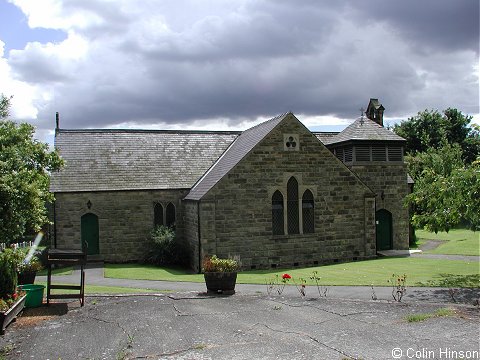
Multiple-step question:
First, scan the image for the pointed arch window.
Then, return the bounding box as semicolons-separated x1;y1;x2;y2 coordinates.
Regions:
154;203;164;227
272;191;284;235
302;189;315;233
287;177;299;234
166;202;176;228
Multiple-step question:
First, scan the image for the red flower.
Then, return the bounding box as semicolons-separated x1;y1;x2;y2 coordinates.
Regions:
12;293;17;300
282;273;291;279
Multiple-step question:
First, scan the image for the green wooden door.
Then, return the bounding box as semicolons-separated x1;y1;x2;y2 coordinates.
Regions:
81;213;99;255
376;209;392;251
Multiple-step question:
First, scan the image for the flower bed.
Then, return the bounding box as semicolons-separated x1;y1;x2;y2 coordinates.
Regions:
0;293;26;335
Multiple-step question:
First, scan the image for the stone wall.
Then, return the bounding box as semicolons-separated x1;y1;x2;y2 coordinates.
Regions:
54;189;188;262
196;114;377;270
183;200;199;271
348;164;410;250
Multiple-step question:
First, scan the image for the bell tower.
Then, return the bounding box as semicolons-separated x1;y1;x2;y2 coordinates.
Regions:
365;98;385;126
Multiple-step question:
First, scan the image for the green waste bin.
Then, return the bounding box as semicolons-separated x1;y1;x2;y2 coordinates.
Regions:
19;284;45;308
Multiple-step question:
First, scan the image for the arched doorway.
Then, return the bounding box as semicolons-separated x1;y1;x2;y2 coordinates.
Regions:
376;209;392;251
81;213;99;255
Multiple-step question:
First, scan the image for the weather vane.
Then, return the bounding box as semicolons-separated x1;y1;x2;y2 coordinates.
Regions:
359;107;365;125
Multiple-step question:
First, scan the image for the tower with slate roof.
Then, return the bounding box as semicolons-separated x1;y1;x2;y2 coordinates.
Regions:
317;99;410;252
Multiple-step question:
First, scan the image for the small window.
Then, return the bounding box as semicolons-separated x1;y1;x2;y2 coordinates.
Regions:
372;145;387;161
355;145;370;161
344;146;353;162
166;202;176;228
272;191;284;235
287;177;299;234
388;146;403;162
284;134;300;151
154;203;164;227
302;190;315;234
335;147;344;161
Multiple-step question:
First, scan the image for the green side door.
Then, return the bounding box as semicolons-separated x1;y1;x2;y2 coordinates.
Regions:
376;209;392;251
81;213;99;255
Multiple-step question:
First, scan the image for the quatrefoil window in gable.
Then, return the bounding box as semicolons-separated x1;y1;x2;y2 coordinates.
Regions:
284;134;299;151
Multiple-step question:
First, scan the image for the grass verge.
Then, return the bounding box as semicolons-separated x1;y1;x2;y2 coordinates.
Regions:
105;257;479;288
415;228;479;256
37;266;74;276
405;308;455;323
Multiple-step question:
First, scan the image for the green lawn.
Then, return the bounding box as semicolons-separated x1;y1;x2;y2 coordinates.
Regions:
415;228;479;256
37;266;74;276
105;258;479;288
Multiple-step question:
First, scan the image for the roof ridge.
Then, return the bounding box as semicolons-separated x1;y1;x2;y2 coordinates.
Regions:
56;129;243;135
242;112;290;133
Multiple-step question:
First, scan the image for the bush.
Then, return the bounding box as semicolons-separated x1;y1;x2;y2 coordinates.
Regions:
12;247;43;273
143;226;182;266
0;249;18;299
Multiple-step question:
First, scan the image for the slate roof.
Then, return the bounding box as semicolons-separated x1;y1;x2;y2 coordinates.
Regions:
314;131;339;144
50;129;240;192
320;117;405;145
185;113;290;201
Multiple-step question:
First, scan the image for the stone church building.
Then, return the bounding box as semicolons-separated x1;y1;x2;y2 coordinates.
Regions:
50;99;410;272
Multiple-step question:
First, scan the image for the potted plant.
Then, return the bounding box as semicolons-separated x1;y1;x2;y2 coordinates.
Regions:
17;253;43;285
9;247;44;285
203;255;239;295
0;249;27;335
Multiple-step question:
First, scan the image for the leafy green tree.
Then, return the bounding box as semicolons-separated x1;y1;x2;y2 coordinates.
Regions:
394;108;480;164
0;94;11;119
0;94;64;244
406;143;479;232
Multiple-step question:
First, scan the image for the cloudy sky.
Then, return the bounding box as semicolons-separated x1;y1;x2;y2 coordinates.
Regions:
0;0;478;145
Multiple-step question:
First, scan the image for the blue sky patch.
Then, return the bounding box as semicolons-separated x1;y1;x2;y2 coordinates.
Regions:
0;0;66;55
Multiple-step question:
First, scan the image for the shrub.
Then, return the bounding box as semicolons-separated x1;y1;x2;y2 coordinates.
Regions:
143;226;182;266
0;249;18;299
13;247;43;273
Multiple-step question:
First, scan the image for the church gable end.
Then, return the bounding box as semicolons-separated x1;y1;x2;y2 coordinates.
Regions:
193;113;376;270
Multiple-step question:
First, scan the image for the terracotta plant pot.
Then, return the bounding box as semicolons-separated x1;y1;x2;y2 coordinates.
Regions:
204;272;237;295
0;294;27;335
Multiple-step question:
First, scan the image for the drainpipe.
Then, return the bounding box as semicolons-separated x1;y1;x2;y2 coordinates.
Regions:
53;197;57;248
197;201;202;274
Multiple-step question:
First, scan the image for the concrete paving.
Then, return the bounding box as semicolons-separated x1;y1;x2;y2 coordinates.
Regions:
0;263;478;359
1;292;479;359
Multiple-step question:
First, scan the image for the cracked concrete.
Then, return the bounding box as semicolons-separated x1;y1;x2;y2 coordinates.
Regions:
1;293;479;360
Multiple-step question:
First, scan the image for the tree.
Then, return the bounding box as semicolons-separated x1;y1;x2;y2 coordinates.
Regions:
396;107;480;232
0;94;11;119
0;94;64;244
406;143;479;232
394;108;480;164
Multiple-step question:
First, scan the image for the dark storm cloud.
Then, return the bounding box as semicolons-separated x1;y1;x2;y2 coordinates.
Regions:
350;0;479;54
6;0;478;132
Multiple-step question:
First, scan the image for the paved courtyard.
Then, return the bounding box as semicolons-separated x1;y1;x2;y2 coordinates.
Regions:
1;291;479;360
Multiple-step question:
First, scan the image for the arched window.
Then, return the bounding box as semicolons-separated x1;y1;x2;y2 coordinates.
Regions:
287;177;299;234
154;203;164;227
272;190;284;235
166;202;176;228
302;190;315;233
